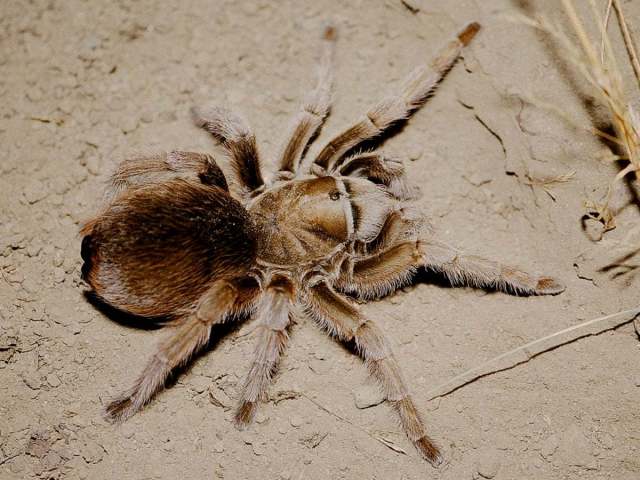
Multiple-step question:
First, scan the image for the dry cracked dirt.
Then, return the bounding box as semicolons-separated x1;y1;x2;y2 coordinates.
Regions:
1;0;640;479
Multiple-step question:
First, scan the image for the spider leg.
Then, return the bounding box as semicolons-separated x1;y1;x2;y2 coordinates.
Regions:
107;150;228;201
338;208;423;293
337;152;417;200
342;242;422;300
191;105;264;193
304;282;442;465
235;276;294;425
104;278;257;422
278;25;336;176
342;230;565;299
419;236;566;295
312;22;480;173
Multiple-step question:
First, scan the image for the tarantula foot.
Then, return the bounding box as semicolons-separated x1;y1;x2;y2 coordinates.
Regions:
104;393;138;423
415;435;443;467
234;401;258;428
534;276;565;296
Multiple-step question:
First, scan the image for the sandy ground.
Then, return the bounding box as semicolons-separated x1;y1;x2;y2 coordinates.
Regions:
2;0;640;478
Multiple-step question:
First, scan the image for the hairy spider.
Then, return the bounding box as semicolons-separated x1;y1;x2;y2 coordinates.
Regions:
80;22;564;465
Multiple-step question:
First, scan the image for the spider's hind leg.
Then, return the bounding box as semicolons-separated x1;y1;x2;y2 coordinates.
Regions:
107;150;228;201
104;278;257;422
304;283;442;465
235;276;294;426
191;105;264;193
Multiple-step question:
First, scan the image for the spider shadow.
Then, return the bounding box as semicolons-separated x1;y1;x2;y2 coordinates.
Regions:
84;291;167;331
340;73;455;159
598;245;640;282
85;290;246;390
165;318;246;390
412;267;459;290
348;117;411;157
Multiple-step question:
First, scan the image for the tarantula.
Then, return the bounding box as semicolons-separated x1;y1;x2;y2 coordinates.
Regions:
80;22;564;465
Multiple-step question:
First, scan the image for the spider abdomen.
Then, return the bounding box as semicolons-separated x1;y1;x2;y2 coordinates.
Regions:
81;179;256;318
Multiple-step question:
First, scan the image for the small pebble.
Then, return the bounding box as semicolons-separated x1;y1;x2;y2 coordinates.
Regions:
52;252;64;268
540;434;558;460
24;180;48;204
252;443;265;456
212;440;224;453
255;411;269;424
476;458;500;479
26;243;42;257
140;111;154;123
189;376;210;394
583;218;605;242
7;271;24;284
22;278;39;293
86;156;102;175
46;373;61;388
353;384;384;409
53;267;66;283
407;145;423;161
289;415;303;428
22;372;41;390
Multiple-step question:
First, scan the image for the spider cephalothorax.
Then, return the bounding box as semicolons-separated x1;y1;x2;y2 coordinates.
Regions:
80;23;564;465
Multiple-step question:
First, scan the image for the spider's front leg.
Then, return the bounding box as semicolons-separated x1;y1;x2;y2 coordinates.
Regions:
337;208;424;298
304;282;442;465
278;25;336;176
310;22;480;173
337;152;418;200
419;236;565;295
341;211;565;299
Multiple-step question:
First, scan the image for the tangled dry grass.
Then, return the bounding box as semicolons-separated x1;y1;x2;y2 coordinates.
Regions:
516;0;640;232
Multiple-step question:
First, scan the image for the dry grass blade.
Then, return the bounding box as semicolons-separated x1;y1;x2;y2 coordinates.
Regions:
375;434;408;455
612;0;640;88
301;394;409;457
600;0;613;64
517;91;624;146
522;170;576;201
426;306;640;401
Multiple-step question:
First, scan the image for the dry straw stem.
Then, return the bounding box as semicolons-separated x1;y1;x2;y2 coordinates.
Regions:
301;393;408;456
522;170;576;201
426;306;640;401
610;0;640;87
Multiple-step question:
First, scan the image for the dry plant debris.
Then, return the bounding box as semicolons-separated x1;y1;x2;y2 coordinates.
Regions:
426;305;640;400
516;0;640;232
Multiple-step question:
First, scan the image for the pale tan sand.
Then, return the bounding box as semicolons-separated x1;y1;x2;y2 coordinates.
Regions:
1;1;639;479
